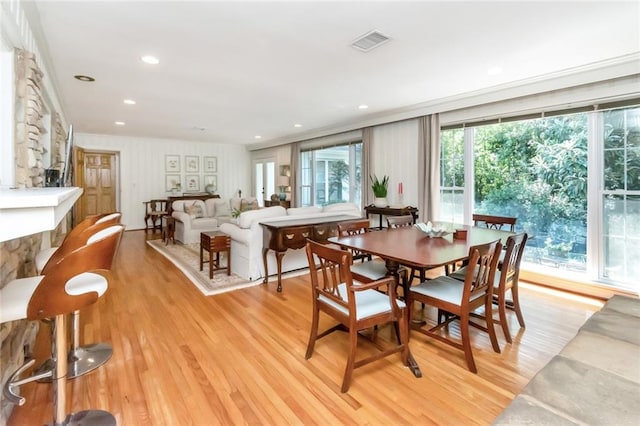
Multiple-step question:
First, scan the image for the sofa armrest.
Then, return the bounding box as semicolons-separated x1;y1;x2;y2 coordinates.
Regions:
172;211;192;228
219;223;251;245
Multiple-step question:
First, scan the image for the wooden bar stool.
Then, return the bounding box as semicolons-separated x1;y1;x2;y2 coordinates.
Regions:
35;213;122;381
1;225;123;425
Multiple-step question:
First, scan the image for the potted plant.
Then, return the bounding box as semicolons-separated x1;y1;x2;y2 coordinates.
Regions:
370;174;389;207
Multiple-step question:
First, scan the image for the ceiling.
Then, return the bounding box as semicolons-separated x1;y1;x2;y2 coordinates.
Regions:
25;1;640;147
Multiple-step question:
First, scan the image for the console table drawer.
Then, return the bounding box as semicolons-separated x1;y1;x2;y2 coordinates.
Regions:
313;223;338;242
278;226;313;249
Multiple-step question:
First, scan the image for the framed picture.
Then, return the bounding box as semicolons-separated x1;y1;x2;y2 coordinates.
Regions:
185;155;199;173
204;174;217;192
165;155;180;173
204;156;217;173
165;174;181;192
185;175;200;192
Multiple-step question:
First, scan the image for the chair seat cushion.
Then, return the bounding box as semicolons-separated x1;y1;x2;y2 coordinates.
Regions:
411;275;483;306
0;276;43;323
350;261;388;282
319;283;406;320
35;247;59;273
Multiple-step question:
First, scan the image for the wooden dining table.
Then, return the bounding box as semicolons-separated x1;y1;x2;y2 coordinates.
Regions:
328;223;513;378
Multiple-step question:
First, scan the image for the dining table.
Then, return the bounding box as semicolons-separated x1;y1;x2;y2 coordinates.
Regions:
328;223;513;378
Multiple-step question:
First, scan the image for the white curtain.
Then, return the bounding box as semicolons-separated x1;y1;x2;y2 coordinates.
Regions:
361;127;373;209
418;114;440;221
289;142;300;207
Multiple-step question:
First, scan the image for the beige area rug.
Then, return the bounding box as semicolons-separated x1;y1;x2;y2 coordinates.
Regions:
146;240;262;296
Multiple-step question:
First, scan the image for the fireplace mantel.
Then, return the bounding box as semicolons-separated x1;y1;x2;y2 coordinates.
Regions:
0;187;83;242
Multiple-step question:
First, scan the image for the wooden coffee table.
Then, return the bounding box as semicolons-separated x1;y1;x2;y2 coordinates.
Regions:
200;231;231;278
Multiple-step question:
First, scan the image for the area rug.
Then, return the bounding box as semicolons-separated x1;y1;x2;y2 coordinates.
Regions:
146;240;262;296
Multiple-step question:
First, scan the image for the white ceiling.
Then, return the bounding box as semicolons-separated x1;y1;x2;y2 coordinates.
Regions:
25;1;640;147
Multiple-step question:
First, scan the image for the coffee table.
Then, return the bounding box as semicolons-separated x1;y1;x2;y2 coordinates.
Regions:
200;231;231;279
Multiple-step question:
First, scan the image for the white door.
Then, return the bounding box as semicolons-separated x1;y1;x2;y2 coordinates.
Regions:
253;158;276;207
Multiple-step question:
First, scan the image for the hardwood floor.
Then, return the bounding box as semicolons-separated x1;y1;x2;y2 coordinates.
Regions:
8;230;603;425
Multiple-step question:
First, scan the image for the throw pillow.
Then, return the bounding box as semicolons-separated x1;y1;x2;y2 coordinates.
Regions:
240;199;259;212
185;201;204;218
214;199;231;217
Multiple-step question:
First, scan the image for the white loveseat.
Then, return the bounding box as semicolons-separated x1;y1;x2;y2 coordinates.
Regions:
219;202;362;281
171;197;258;244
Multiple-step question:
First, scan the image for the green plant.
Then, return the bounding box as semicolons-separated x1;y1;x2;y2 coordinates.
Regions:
231;208;241;218
369;174;389;197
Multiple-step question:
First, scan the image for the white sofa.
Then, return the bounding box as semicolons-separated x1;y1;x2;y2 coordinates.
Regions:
171;197;258;244
219;202;362;281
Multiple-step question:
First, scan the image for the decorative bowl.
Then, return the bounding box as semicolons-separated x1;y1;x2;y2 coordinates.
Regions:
414;222;450;238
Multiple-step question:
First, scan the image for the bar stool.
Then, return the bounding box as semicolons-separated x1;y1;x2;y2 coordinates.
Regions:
35;213;123;380
1;225;123;425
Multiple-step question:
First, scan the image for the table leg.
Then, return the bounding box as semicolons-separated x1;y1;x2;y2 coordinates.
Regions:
199;245;204;272
275;251;285;292
209;248;214;279
262;248;269;284
384;259;422;378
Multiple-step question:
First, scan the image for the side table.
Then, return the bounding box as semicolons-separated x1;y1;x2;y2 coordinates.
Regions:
364;205;419;230
200;231;231;279
162;215;175;245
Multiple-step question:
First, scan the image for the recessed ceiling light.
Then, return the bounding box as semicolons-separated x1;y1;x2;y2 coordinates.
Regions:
123;99;136;105
294;124;302;128
141;55;159;65
74;75;95;82
115;121;125;126
487;66;503;75
254;135;262;139
358;104;369;110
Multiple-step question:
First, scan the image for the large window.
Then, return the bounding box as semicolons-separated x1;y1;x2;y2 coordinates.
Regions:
440;105;640;292
299;143;362;207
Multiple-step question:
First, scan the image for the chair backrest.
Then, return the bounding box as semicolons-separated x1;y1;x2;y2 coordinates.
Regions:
498;233;528;291
146;199;167;214
305;240;355;317
386;215;414;228
462;239;502;303
41;213;123;274
473;214;517;232
337;219;372;262
28;225;125;320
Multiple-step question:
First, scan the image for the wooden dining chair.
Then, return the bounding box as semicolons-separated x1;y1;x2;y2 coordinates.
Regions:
493;233;528;343
407;239;502;373
304;240;410;392
473;213;517;231
386;215;431;283
337;219;407;289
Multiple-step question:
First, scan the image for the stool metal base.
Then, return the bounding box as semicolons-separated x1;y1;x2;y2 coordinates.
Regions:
53;409;116;426
36;343;113;382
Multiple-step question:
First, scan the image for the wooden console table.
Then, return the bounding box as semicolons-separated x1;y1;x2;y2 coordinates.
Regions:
364;205;419;230
261;215;361;292
264;199;290;208
167;194;220;215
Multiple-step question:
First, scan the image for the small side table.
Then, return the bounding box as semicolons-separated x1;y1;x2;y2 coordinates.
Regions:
200;231;231;279
162;215;175;245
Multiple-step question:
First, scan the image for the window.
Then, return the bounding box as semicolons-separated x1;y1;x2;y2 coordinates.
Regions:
440;104;640;292
299;143;362;207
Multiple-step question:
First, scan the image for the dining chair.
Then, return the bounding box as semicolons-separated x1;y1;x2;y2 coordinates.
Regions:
304;240;410;392
472;213;517;231
386;215;431;283
449;233;528;344
407;239;502;373
337;219;407;290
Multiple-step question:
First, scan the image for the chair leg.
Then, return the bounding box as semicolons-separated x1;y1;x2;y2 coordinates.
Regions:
305;307;320;359
398;310;409;366
497;291;512;344
485;299;501;354
459;313;477;374
68;310;113;378
341;327;358;393
511;284;526;328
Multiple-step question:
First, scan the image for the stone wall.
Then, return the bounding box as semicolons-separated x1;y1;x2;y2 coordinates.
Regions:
0;48;66;423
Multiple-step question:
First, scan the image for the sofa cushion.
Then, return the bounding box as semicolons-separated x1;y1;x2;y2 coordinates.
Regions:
322;202;360;214
191;217;218;230
241;199;259;212
213;199;231;217
238;206;286;229
287;206;322;216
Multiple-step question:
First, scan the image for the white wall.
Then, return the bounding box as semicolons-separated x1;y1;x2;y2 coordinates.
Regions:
76;133;251;230
372;119;420;210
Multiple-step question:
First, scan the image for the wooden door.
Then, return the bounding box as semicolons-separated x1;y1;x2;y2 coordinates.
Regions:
74;147;118;223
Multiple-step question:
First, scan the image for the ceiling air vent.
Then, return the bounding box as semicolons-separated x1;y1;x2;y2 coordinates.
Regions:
351;30;391;52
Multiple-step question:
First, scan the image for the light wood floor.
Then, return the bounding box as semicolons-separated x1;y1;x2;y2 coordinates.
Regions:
8;230;603;425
